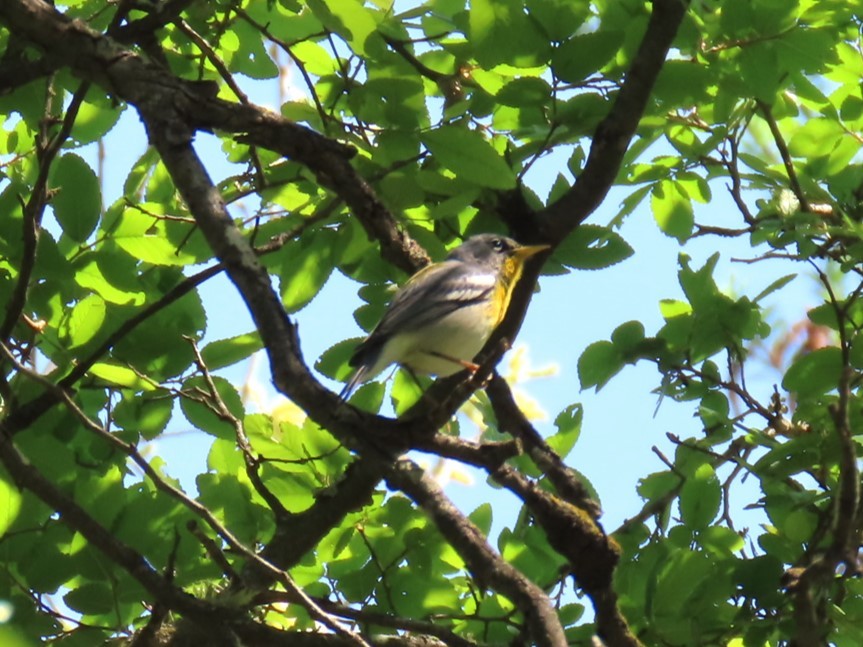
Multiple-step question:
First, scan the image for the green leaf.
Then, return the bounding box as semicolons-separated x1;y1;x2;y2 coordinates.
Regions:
111;288;205;380
554;225;633;270
421;126;516;189
50;153;101;242
753;273;797;302
469;503;493;536
391;368;424;415
290;41;339;76
123;148;160;198
699;391;730;429
806;303;840;330
470;0;550;68
197;471;263;545
652;549;716;616
783;508;817;544
224;21;279;79
207;437;245;474
346;381;386;411
316;338;361;382
611;320;645;354
74;256;145;306
612;183;652;226
698;525;744;557
280;229;337;313
850;334;863;369
113;205;201;266
734;553;784;606
525;0;588;42
113;392;173;440
181;376;244;439
548;403;582;457
678;253;720;309
652;181;694;243
637;470;679;502
782;346;842;396
63;581;115;615
71;88;124;145
559;602;585;627
654;60;716;108
578;341;623;390
496;77;551;107
89;362;157;391
552;30;624;83
0;472;22;536
0;626;30;647
63;294;106;349
201;332;263;371
679;463;721;529
307;0;381;56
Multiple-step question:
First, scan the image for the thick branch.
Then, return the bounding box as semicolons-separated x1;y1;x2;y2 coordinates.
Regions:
250;457;382;583
385;458;568;647
536;0;689;240
0;0;427;274
486;375;599;516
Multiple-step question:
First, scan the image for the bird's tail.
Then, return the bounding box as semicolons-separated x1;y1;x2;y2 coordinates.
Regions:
339;336;384;402
338;364;367;402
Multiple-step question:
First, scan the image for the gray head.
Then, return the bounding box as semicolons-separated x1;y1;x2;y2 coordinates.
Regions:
446;234;522;267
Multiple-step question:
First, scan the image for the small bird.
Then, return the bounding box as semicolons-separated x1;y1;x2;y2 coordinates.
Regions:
339;234;549;400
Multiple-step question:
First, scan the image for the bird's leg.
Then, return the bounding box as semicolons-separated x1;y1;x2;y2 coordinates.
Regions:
427;351;481;373
472;338;511;388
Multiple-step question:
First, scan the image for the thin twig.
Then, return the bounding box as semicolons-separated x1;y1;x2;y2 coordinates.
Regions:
756;99;810;212
174;19;248;103
0;81;90;341
236;7;331;130
186;336;290;521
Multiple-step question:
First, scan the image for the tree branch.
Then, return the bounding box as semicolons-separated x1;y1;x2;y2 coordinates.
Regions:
536;0;690;241
0;426;218;624
384;457;568;647
755;99;811;212
0;342;369;646
0;80;89;341
0;0;427;275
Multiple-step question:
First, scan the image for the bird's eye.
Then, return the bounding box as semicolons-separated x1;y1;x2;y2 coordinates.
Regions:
491;238;505;251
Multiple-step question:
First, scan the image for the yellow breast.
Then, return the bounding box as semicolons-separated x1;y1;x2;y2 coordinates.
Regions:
489;256;525;327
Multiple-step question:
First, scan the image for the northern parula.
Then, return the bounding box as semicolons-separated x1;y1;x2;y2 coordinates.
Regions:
340;234;549;399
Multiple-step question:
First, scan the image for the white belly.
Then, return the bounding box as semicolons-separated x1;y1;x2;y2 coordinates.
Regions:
376;302;495;377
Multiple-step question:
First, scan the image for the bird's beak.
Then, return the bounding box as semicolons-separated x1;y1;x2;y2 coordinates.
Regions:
513;243;551;260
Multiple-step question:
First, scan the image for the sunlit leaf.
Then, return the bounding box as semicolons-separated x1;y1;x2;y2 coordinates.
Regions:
782;346;842;396
88;362;158;391
578;341;623;390
552;30;624;83
470;0;550;68
548;403;582;457
421;126;516;189
679;463;720;529
652;180;694;243
280;229;337;313
0;473;22;537
201;332;263;370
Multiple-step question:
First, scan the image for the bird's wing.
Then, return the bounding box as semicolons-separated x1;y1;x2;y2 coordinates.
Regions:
349;261;495;366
